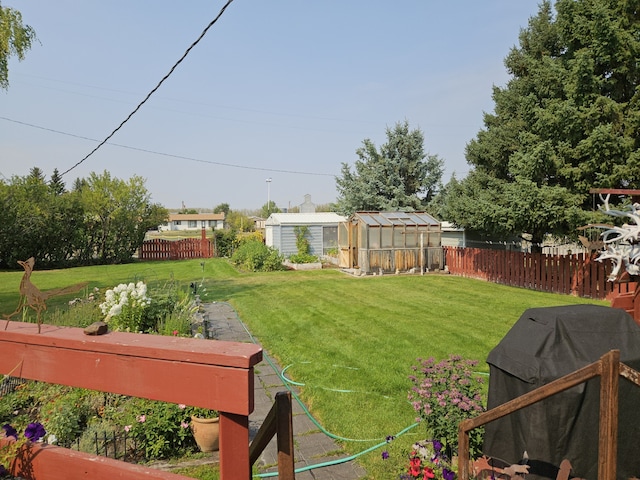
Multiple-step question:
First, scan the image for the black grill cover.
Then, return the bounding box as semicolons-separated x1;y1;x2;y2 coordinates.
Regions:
483;304;640;479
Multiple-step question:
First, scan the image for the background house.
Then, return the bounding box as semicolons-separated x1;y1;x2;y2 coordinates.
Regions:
338;211;442;274
159;213;225;232
265;212;347;258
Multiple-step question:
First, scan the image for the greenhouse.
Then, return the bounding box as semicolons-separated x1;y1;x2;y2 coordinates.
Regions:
338;211;442;274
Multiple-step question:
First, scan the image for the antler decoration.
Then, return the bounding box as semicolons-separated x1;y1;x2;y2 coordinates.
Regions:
592;194;640;281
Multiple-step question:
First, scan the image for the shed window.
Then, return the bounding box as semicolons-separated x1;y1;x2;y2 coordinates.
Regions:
323;226;338;254
339;223;349;248
369;227;380;249
359;222;368;249
405;227;417;248
188;220;197;228
393;229;405;248
381;228;392;248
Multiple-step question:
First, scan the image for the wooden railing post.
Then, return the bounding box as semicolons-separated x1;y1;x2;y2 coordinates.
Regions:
598;350;619;480
276;391;295;480
249;391;294;480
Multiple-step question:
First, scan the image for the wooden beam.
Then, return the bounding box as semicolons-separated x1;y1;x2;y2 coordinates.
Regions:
0;321;261;414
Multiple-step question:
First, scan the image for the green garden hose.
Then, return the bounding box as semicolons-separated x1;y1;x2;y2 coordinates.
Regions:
215;302;420;477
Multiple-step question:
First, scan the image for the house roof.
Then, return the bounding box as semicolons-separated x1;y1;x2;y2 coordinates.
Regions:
168;213;225;222
265;212;346;226
351;211;440;227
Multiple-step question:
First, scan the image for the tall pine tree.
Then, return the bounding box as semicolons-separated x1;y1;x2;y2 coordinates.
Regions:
440;0;640;247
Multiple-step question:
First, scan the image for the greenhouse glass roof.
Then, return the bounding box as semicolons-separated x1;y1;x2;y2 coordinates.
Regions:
353;211;440;227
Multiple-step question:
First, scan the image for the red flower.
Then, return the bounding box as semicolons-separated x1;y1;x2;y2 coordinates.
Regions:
423;466;435;479
409;456;422;476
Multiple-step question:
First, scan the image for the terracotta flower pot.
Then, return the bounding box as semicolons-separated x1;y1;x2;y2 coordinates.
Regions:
190;416;220;452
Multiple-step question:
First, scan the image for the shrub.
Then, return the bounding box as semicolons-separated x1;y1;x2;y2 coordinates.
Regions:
212;229;239;257
117;399;197;460
39;387;95;446
408;355;486;457
231;240;285;272
288;253;319;264
99;281;152;332
293;226;311;255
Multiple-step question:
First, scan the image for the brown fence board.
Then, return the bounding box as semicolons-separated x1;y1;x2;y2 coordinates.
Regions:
443;247;617;300
139;238;213;261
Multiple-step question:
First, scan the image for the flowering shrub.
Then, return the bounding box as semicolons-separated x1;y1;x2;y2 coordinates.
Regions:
403;440;456;480
99;281;152;332
408;355;486;457
382;437;456;480
119;400;216;460
1;422;46;475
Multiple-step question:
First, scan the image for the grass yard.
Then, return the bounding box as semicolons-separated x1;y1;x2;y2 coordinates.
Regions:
0;259;608;479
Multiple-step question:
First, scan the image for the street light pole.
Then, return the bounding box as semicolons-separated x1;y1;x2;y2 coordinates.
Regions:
266;178;272;215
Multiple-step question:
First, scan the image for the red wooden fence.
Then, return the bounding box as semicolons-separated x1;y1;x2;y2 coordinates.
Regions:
443;246;621;300
139;237;213;260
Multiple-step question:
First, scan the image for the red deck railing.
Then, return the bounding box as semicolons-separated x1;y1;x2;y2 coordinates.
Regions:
0;321;262;479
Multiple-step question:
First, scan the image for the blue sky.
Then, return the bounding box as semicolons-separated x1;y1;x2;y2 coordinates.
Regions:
1;1;542;211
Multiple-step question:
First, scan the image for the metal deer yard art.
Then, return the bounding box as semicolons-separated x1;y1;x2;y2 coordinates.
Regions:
2;257;87;333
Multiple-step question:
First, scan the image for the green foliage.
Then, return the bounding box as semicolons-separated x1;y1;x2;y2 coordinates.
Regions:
0;4;37;90
117;399;197;460
212;228;239;257
336;120;444;215
39;387;94;446
225;210;254;232
212;203;230;215
440;0;640;245
0;169;168;268
288;253;319;264
293;226;311;255
260;200;280;219
174;463;220;480
408;356;486;457
230;240;285;272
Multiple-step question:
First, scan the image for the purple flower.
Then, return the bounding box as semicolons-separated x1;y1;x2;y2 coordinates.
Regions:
443;467;456;480
0;464;7;476
24;422;46;442
381;450;389;460
432;439;442;453
2;424;17;439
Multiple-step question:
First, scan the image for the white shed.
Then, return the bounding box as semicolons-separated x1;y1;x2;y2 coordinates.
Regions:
265;212;347;257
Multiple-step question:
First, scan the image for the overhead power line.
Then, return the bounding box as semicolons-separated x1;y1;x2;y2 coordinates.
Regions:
60;0;235;177
0;116;335;177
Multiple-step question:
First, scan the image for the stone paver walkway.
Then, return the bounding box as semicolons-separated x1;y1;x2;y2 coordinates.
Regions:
197;301;368;480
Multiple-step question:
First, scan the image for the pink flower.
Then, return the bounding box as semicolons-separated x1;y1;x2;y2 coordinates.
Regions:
178;404;186;409
124;425;132;432
181;421;189;429
172;330;179;336
137;415;146;423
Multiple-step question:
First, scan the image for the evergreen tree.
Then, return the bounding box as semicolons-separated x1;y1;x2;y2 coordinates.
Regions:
336;121;443;215
440;0;640;246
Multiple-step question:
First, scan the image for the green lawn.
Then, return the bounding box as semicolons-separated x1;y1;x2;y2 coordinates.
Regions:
0;259;608;478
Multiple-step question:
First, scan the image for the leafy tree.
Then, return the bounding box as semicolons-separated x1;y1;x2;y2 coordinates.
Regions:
226;210;254;232
0;4;36;89
260;201;280;218
336;121;444;215
440;0;640;247
79;171;168;263
0;170;82;267
213;202;230;215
